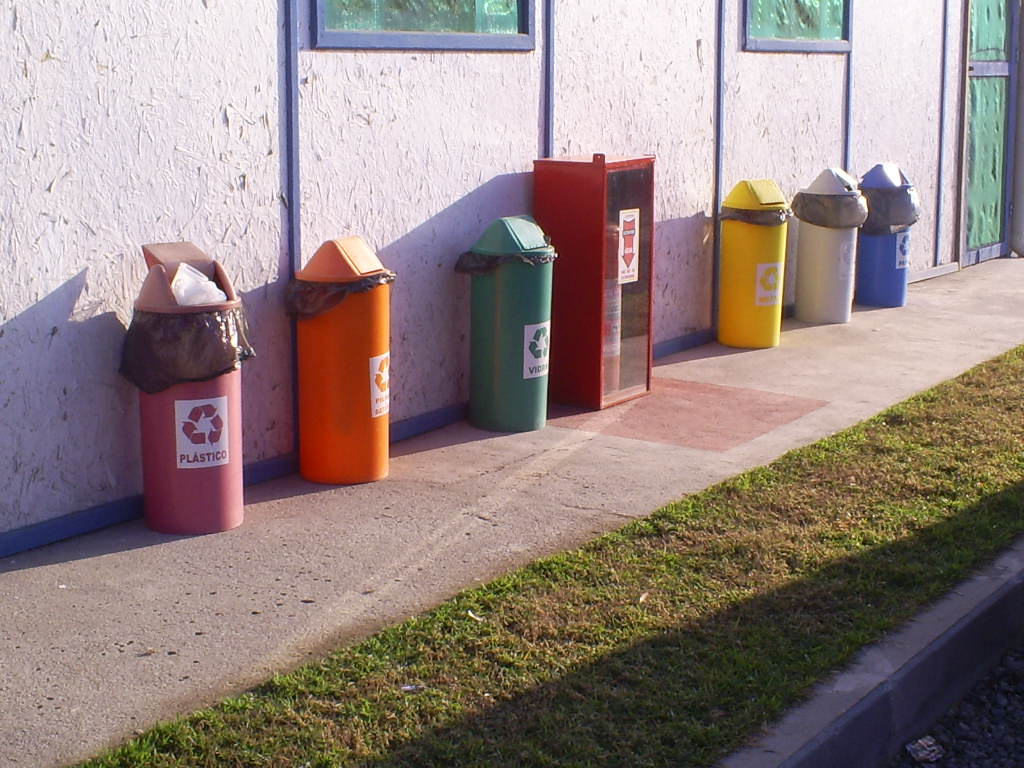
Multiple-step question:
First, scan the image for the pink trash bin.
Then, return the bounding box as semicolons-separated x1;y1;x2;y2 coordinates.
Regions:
125;242;250;534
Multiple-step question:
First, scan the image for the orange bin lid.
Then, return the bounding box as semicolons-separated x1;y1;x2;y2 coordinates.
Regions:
296;236;389;283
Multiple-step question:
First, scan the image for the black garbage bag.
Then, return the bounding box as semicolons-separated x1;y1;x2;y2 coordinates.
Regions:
453;248;557;276
285;271;397;319
720;206;792;227
791;192;869;229
119;306;255;394
861;186;921;235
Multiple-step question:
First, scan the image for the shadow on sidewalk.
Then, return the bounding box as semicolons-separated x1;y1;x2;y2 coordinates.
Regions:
347;482;1024;768
0;518;188;574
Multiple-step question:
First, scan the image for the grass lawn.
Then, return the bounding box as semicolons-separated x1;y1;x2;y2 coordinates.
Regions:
82;348;1024;768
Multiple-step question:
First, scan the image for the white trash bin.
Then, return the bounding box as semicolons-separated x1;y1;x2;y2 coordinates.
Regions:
792;168;869;324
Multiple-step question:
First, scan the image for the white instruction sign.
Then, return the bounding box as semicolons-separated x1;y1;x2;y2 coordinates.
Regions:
523;322;550;380
617;208;640;284
369;352;390;418
175;396;229;469
755;263;781;307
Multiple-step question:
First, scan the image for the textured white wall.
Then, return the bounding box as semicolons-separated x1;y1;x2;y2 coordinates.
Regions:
0;0;290;532
850;0;961;272
554;0;719;339
297;41;544;420
0;0;971;539
722;2;847;306
722;4;847;198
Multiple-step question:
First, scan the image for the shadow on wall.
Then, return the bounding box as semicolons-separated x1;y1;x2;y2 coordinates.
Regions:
0;270;138;535
652;211;716;334
236;279;295;464
378;172;534;267
376;172;533;421
0;263;296;557
380;188;725;427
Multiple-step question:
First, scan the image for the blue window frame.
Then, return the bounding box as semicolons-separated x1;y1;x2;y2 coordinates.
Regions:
744;0;852;53
313;0;535;51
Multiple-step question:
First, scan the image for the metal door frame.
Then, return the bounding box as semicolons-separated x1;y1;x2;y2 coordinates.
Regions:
962;0;1020;266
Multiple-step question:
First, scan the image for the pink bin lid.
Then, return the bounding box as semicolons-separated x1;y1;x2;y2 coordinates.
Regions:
135;242;240;313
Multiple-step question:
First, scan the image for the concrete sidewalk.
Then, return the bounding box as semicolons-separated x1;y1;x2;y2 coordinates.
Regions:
2;258;1023;768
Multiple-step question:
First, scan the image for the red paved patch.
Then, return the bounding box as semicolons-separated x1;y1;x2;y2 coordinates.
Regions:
548;378;828;452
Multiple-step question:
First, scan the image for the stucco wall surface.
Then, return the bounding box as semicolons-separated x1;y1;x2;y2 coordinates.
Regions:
297;41;543;421
553;0;718;339
850;0;958;272
722;2;847;304
1;1;290;533
722;4;847;198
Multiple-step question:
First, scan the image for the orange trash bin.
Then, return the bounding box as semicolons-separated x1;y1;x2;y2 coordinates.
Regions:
288;237;395;484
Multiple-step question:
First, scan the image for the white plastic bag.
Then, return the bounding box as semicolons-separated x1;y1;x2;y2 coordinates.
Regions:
171;262;228;306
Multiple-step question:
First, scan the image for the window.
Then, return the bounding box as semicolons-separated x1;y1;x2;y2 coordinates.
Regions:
744;0;851;53
313;0;535;51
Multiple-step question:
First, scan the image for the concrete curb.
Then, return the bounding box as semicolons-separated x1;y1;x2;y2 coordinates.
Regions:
722;537;1024;768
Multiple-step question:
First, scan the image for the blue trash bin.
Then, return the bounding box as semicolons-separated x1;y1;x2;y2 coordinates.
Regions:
855;164;921;308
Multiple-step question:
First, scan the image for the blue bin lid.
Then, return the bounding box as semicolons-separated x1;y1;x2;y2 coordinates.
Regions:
860;163;912;190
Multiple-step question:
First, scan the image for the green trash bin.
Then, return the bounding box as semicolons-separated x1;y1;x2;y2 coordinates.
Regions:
455;216;557;432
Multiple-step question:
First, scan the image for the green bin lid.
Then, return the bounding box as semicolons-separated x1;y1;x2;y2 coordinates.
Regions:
470;215;555;257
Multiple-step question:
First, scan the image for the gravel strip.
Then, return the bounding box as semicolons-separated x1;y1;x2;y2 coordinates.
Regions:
888;639;1024;767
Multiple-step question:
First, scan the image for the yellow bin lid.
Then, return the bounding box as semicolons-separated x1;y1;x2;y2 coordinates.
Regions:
296;236;388;283
723;179;788;211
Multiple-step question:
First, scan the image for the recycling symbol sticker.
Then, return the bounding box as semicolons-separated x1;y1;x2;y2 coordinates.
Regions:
182;404;223;445
523;321;551;380
528;326;549;359
755;263;781;307
375;356;390;392
896;231;910;269
369;352;390;418
175;396;229;469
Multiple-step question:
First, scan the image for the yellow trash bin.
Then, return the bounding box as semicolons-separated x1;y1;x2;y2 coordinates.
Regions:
718;179;791;349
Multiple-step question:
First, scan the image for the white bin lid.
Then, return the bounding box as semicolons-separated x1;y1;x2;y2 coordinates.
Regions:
804;168;860;196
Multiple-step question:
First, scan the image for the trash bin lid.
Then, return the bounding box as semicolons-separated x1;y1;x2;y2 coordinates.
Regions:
859;163;920;234
804;167;860;196
723;179;788;211
791;167;869;229
296;236;389;283
860;162;912;190
135;242;239;313
469;215;555;257
143;241;214;276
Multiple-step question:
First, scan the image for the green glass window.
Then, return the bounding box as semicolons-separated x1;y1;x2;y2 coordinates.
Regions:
745;0;850;52
314;0;533;50
325;0;518;34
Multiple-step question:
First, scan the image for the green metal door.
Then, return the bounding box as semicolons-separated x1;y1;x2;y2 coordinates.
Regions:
965;0;1018;265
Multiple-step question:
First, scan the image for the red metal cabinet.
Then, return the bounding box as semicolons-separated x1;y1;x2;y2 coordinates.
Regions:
533;154;654;409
